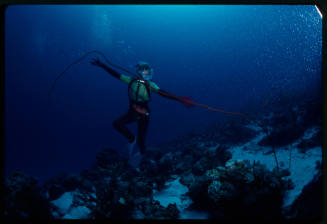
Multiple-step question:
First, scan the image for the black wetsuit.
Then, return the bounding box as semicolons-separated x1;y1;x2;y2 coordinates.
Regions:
113;101;150;154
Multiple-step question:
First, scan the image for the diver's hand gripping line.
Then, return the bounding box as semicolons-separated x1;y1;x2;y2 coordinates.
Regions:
48;50;142;98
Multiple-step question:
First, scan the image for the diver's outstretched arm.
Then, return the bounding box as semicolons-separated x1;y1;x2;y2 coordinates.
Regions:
156;89;194;107
156;89;179;100
91;58;121;80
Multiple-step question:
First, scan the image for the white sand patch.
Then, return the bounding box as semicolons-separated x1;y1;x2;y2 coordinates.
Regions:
132;209;145;219
302;126;319;140
153;177;189;208
179;210;209;219
63;206;91;219
50;192;74;215
153;177;209;219
245;123;264;132
50;191;92;219
282;147;322;207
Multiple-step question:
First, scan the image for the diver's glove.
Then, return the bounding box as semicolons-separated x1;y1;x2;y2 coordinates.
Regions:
157;89;194;108
178;96;194;108
90;57;104;67
91;57;121;79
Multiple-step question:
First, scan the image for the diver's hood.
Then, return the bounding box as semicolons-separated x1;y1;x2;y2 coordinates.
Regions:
136;61;151;70
142;71;153;81
136;61;153;80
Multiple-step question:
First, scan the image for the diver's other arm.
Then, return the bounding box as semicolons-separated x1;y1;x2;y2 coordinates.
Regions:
156;89;179;100
156;89;194;107
91;58;121;80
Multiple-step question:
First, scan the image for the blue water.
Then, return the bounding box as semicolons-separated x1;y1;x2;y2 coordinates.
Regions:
4;5;322;184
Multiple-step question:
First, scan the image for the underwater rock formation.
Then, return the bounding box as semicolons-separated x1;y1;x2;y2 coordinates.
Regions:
258;123;304;147
258;95;322;149
4;94;322;220
96;147;129;177
137;199;179;219
296;127;322;153
216;121;259;146
42;173;89;201
4;171;52;219
187;159;294;220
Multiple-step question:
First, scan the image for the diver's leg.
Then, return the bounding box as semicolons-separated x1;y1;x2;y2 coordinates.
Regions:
112;111;137;143
137;115;150;155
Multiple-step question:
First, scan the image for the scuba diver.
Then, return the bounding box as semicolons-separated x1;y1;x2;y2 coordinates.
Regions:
49;51;274;170
90;58;193;167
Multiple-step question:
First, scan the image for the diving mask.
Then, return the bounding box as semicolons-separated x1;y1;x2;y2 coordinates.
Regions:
138;68;153;81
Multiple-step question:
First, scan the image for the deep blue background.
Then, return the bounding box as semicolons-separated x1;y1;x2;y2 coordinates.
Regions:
5;5;322;184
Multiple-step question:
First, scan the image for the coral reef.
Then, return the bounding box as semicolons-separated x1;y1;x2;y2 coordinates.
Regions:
4;171;52;219
4;94;322;220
